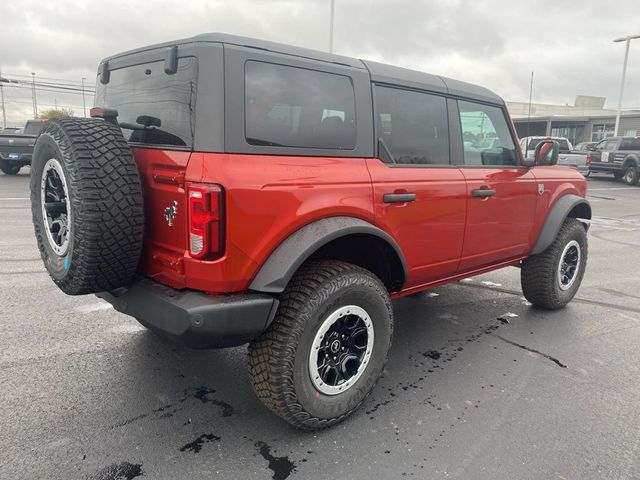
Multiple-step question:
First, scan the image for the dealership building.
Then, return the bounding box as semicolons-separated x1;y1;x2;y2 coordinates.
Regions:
507;95;640;146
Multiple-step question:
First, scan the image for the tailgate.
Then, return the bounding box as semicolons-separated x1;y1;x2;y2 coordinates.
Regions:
132;147;192;287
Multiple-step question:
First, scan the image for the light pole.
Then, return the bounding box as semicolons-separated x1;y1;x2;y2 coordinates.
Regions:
81;77;87;117
329;0;335;53
613;34;640;136
31;72;38;118
0;68;6;129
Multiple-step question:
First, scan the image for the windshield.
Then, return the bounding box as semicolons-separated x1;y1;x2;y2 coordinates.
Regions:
95;57;197;148
24;122;46;136
526;138;571;152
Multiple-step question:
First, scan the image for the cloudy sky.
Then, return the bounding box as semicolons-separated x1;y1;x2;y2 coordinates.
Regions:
1;0;639;125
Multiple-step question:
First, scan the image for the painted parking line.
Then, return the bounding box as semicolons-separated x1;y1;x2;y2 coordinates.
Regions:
588;188;635;191
0;197;30;200
75;302;113;313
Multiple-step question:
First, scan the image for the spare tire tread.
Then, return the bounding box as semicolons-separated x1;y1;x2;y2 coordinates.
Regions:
31;118;144;294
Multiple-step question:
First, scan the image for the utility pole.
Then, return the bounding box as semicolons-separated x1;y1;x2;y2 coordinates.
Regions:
329;0;335;53
0;66;6;129
613;35;640;136
81;77;87;117
31;72;38;118
526;71;534;139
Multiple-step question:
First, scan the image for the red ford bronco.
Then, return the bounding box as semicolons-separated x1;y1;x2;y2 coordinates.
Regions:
30;34;590;430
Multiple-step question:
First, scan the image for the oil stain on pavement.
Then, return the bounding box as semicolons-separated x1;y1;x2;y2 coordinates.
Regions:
255;440;296;480
87;461;143;480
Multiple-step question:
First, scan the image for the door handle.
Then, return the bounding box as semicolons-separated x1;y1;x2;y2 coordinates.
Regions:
383;193;416;203
471;188;496;198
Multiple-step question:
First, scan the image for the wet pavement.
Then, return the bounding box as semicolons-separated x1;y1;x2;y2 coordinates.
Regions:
1;170;639;479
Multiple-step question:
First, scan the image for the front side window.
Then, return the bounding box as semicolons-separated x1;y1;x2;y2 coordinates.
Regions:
95;58;197;148
374;86;449;165
620;138;640;150
458;101;518;166
244;61;356;150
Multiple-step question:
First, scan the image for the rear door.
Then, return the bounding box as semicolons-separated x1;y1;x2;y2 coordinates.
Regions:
367;85;467;288
453;100;538;272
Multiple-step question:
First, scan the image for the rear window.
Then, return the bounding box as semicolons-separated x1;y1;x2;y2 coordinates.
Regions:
95;58;197;148
244;61;356;150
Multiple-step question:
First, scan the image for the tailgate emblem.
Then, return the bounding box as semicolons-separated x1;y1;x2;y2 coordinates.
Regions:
164;201;178;226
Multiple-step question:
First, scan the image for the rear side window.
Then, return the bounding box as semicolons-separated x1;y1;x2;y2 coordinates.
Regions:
458;101;518;166
95;58;197;148
244;61;356;150
374;86;449;165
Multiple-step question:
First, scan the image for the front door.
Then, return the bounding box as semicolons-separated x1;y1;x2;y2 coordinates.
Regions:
454;100;538;272
367;86;467;288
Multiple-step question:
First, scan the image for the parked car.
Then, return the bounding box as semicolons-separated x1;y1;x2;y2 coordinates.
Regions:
587;136;640;185
519;136;590;176
0;119;47;174
30;33;591;430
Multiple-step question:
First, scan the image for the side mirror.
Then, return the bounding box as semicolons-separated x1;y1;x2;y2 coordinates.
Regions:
534;140;559;166
522;157;535;168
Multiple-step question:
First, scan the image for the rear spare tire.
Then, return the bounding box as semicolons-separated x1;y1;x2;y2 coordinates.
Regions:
30;118;144;295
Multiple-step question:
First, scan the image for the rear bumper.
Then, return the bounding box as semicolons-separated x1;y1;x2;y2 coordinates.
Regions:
0;152;32;163
97;277;279;348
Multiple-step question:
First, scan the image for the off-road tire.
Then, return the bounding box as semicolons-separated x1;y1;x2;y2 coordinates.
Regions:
0;160;21;175
248;260;393;430
622;164;639;185
31;118;144;295
521;218;588;310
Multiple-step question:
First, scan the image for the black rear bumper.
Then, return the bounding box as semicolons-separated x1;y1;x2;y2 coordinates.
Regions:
97;278;279;348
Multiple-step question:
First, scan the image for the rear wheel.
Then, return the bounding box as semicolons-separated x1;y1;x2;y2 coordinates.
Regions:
31;118;144;295
622;164;639;185
248;260;393;430
0;160;21;175
521;218;588;309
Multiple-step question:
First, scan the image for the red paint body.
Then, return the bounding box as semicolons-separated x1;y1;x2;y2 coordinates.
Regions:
133;147;587;296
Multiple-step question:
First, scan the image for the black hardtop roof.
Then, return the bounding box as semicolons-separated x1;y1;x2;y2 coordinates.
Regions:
101;32;503;105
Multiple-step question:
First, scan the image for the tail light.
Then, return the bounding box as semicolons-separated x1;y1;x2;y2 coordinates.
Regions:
188;184;224;259
586;153;592;167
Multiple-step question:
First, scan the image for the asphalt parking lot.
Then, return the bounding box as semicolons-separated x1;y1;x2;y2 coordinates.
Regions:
1;170;639;480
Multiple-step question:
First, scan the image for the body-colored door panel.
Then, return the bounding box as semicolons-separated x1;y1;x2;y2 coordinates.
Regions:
366;159;467;287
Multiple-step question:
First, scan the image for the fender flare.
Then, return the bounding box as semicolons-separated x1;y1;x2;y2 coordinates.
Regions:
249;216;408;293
622;154;639;168
530;194;591;255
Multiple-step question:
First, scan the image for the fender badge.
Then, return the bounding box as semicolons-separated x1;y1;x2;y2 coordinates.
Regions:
164;200;178;226
538;183;545;195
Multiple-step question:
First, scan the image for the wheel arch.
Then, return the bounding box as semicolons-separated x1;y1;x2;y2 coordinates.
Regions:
622;154;639;168
530;194;591;255
249;216;408;294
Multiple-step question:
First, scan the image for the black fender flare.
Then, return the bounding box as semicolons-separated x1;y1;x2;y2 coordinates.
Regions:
530;194;591;255
249;216;408;293
622;154;639;168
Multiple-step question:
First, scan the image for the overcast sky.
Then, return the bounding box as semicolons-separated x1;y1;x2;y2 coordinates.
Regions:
1;0;639;125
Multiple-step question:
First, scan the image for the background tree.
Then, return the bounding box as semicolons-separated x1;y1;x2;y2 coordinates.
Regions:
38;108;73;119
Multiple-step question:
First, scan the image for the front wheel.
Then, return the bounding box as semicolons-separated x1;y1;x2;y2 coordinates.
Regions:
622;164;639;185
248;260;393;430
521;218;588;310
